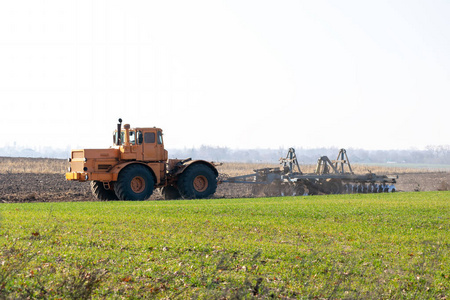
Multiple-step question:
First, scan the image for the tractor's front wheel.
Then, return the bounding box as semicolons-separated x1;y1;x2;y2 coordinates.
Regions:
115;165;154;200
178;164;217;199
90;181;118;201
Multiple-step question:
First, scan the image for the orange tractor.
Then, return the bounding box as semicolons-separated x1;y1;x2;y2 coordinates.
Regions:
66;119;218;200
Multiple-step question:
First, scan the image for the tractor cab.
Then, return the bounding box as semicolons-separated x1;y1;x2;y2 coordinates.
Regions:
113;119;168;162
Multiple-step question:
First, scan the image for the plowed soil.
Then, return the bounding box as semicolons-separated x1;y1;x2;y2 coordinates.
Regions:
0;172;449;203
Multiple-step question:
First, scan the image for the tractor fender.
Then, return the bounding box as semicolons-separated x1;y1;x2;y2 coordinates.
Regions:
174;160;219;177
110;161;160;184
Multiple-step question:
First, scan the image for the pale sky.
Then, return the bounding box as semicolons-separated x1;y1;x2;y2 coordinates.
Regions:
0;0;449;151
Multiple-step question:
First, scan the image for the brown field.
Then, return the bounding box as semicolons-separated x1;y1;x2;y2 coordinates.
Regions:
0;157;449;203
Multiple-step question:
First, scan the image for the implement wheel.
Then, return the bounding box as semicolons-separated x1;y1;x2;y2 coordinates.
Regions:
294;184;305;196
115;165;154;200
178;164;217;199
324;180;342;194
90;181;118;201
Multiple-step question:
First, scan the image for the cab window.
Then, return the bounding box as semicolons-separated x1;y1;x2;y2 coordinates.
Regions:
114;131;124;145
157;131;163;145
144;132;155;143
129;131;136;145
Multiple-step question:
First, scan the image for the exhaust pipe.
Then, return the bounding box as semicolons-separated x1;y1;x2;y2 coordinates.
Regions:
116;118;122;145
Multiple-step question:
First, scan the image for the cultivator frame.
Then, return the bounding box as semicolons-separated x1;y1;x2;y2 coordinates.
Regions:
222;148;397;196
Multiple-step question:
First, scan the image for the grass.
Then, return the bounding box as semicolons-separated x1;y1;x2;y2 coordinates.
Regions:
1;192;450;298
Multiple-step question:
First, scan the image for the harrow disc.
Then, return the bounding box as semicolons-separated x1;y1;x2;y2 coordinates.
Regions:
293;184;305;196
345;184;353;194
357;184;364;193
281;184;294;196
378;184;383;193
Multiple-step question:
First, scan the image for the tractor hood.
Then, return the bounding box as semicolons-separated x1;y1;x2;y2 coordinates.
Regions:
68;148;120;173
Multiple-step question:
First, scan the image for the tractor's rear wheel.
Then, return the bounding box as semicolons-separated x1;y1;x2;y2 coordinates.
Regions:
178;164;217;199
90;181;118;201
115;165;154;200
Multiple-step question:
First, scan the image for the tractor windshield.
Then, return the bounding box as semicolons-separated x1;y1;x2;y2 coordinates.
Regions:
113;130;142;145
130;131;143;145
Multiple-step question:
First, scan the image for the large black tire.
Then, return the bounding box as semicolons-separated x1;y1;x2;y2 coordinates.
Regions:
90;181;118;201
177;164;217;199
114;164;154;200
162;186;181;200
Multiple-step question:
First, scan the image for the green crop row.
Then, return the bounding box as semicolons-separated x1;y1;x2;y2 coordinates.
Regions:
1;192;449;299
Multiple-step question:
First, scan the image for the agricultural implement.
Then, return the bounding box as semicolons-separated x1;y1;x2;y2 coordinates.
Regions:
221;148;397;196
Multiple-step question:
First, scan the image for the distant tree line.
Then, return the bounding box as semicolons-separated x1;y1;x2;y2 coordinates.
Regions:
169;145;450;165
1;145;449;165
0;146;71;159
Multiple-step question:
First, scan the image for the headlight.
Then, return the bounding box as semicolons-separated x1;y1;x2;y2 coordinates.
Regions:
85;174;89;180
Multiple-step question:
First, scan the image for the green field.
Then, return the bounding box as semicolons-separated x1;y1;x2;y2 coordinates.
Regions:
1;192;449;299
